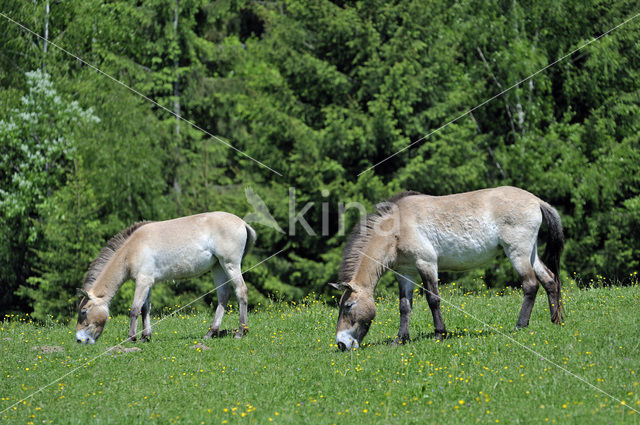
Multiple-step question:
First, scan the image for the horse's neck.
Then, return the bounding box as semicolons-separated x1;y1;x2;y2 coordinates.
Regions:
88;250;129;303
352;230;397;292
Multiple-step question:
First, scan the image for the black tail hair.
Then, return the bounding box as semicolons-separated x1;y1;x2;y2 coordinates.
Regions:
540;202;565;321
540;203;564;282
243;223;257;258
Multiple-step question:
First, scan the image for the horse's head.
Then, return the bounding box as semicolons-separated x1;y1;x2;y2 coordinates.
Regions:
75;289;109;344
329;282;376;351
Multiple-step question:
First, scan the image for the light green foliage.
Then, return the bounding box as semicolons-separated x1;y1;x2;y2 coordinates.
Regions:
0;70;99;224
0;70;99;313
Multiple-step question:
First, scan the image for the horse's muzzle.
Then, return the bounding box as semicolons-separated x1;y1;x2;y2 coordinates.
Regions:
336;331;359;351
76;330;96;344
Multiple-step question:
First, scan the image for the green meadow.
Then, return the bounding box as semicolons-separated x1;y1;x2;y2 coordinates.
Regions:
1;281;638;425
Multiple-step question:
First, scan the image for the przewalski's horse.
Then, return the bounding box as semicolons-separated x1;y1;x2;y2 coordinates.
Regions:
329;186;564;351
75;212;256;344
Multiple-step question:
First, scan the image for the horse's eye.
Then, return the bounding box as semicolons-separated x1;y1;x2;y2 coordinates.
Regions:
344;301;356;311
80;308;88;317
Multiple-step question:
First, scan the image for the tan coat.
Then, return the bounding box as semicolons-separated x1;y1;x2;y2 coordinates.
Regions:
332;187;564;350
76;212;255;344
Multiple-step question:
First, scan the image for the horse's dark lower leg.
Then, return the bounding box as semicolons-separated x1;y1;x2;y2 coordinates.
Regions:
417;262;447;341
505;251;541;330
543;283;562;324
551;282;564;323
398;299;411;342
515;277;539;330
395;273;414;344
426;290;447;340
127;307;140;342
129;282;151;342
534;262;563;324
141;289;152;342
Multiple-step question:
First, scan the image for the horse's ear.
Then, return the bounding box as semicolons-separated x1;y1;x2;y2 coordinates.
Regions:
76;288;88;298
327;282;355;292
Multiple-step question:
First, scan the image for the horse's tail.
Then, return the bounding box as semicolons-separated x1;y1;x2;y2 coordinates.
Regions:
540;202;565;321
243;223;257;258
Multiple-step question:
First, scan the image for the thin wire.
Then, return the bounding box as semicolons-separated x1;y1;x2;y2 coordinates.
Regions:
356;249;640;414
358;11;640;176
0;248;287;416
0;12;282;177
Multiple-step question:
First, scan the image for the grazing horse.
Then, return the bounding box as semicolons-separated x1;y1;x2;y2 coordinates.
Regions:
329;186;564;351
75;212;256;344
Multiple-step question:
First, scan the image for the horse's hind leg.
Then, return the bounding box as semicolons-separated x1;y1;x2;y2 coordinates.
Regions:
416;260;447;341
532;254;563;324
507;253;540;330
394;271;416;344
220;261;249;339
140;288;152;342
205;265;231;339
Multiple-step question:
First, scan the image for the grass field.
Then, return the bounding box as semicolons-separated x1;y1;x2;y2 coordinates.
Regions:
1;280;639;424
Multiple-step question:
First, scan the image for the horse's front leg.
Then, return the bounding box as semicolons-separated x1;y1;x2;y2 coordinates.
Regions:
416;260;447;341
127;278;152;342
140;288;152;342
393;272;415;344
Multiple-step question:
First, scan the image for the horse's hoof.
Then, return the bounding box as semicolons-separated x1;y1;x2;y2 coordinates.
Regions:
141;335;151;343
126;336;137;343
390;336;409;346
434;332;447;342
204;329;221;339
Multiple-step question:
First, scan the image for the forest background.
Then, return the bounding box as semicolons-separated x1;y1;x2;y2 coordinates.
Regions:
1;0;639;321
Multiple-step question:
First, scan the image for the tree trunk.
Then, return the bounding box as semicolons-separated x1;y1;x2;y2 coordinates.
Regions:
172;0;181;194
43;0;49;70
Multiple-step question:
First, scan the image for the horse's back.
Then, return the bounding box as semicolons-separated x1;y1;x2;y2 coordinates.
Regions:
133;211;247;242
397;186;542;226
396;187;543;271
125;211;250;281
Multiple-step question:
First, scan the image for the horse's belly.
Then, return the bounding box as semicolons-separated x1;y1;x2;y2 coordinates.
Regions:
151;248;215;281
432;230;502;272
437;243;501;271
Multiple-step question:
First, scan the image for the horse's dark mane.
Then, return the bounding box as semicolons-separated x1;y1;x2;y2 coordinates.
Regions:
339;191;422;283
83;221;151;290
385;191;422;205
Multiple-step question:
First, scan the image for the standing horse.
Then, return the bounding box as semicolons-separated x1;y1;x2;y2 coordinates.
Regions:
75;212;256;344
329;186;564;351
